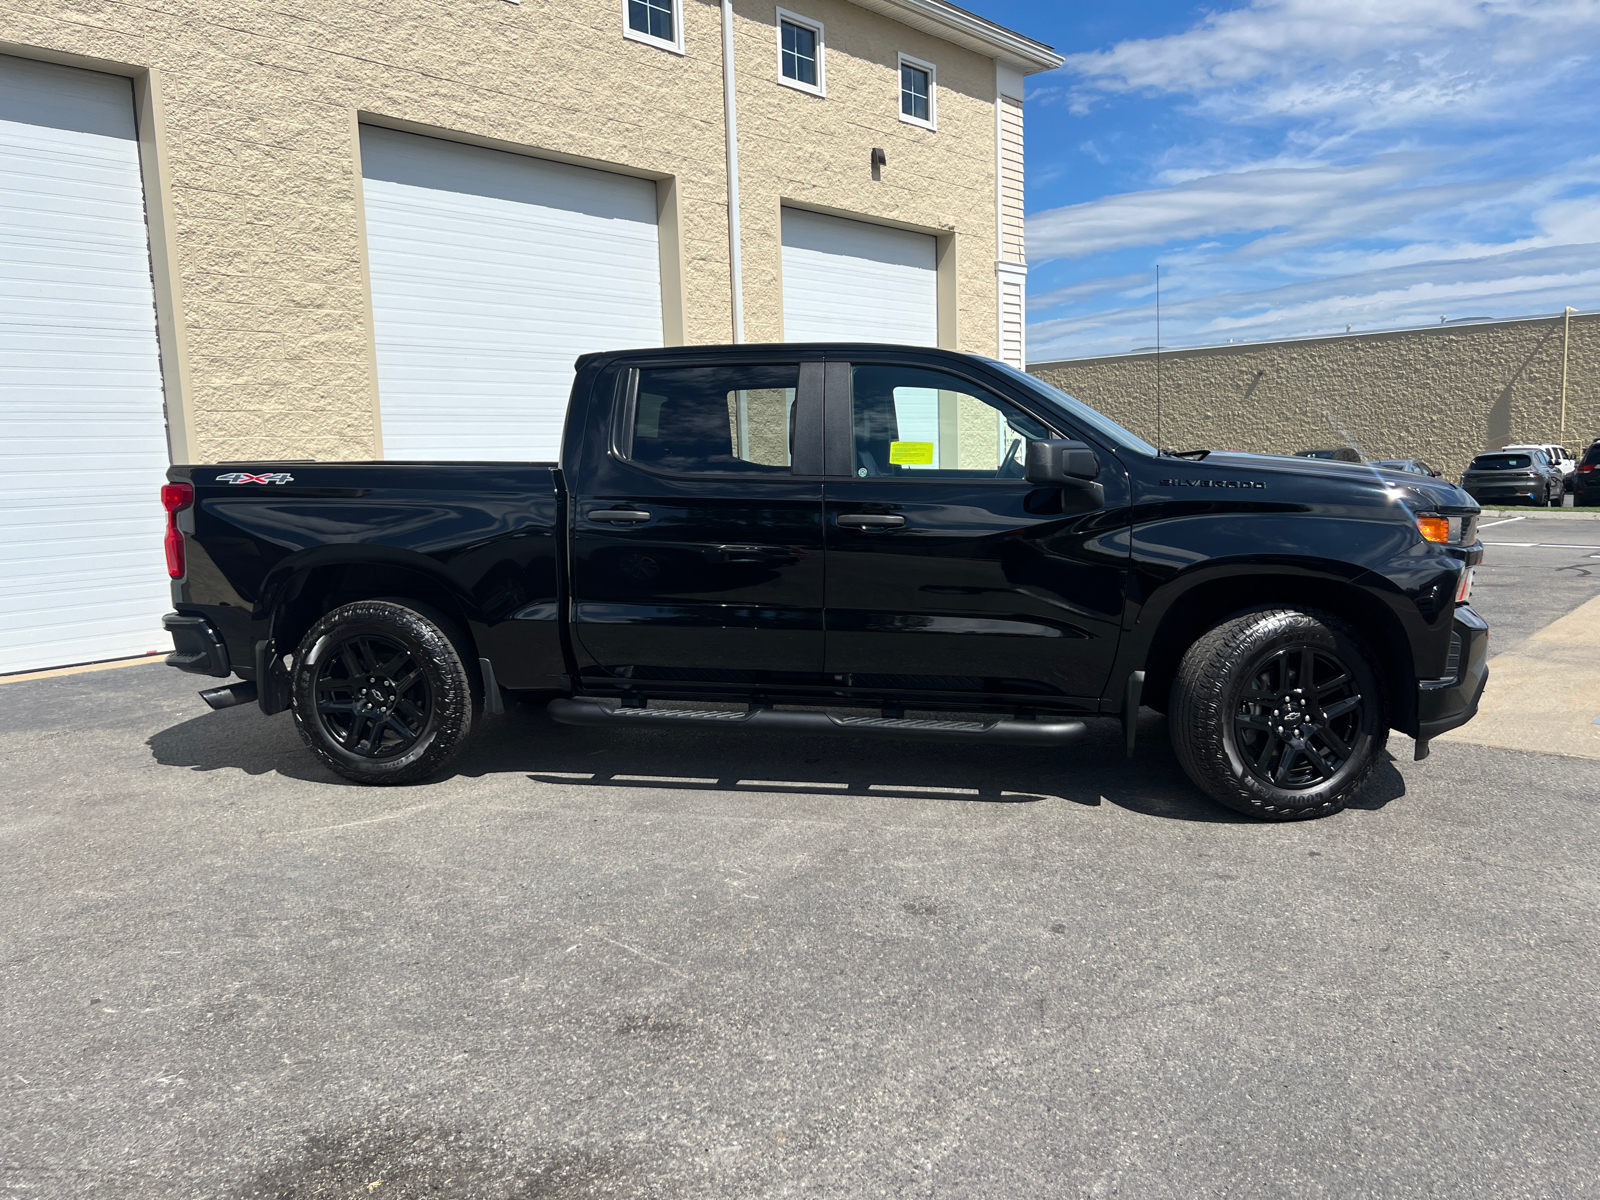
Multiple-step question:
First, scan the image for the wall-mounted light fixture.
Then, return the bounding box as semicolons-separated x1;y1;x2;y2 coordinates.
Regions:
870;147;886;182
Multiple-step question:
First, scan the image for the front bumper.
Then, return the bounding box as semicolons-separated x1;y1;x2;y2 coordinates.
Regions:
1416;606;1489;741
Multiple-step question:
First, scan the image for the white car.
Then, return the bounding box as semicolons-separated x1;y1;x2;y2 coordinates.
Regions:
1503;444;1575;483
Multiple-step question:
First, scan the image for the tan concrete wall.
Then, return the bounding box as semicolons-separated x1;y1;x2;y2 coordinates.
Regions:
1031;313;1600;480
5;0;1005;463
729;0;998;348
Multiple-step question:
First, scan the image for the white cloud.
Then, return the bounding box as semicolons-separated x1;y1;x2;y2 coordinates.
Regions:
1027;241;1600;361
1027;154;1454;259
1060;0;1600;126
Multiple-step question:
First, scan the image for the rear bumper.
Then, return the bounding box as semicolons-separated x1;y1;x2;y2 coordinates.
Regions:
1463;485;1541;503
162;612;231;678
1416;606;1489;740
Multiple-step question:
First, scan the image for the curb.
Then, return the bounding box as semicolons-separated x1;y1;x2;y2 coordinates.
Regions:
1479;507;1600;520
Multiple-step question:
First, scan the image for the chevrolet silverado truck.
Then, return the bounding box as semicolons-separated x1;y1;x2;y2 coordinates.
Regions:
159;344;1488;820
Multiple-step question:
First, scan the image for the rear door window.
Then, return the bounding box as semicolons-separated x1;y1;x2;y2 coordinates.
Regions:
625;364;800;474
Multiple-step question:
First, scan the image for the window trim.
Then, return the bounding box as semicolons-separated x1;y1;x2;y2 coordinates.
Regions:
611;363;825;479
622;0;684;56
775;8;826;97
897;52;937;131
832;360;1070;484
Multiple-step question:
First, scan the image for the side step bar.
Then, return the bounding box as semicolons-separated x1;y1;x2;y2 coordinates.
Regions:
547;698;1087;747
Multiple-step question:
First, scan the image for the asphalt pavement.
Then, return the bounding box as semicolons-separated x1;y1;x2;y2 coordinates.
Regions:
2;535;1598;1199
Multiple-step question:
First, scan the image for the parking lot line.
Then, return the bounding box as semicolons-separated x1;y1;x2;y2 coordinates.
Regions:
1483;542;1600;549
1478;516;1525;529
1438;591;1600;760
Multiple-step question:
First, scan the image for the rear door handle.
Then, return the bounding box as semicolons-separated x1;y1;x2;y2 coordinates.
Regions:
588;507;652;523
836;513;906;529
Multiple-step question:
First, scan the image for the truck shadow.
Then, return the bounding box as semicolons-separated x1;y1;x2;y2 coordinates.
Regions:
148;701;1407;822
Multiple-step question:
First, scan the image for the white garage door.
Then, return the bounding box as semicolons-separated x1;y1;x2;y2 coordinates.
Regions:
360;127;664;461
781;208;938;345
0;56;169;675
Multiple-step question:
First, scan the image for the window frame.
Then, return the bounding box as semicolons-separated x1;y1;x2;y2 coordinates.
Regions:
612;362;825;478
622;0;684;56
897;52;937;131
830;360;1070;485
775;8;826;97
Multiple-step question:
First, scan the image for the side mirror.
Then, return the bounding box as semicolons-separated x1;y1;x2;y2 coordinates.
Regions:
1026;439;1104;509
1026;439;1099;485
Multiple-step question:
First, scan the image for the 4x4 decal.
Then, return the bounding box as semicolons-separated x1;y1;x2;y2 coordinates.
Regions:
215;472;294;485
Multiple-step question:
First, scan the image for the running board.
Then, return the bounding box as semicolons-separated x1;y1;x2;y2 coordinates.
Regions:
547;698;1087;747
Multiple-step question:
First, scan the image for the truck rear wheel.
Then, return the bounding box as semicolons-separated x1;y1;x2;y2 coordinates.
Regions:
290;600;475;785
1170;607;1386;820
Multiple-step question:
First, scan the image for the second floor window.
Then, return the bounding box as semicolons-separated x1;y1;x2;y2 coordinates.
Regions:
626;0;680;51
899;56;935;128
782;21;817;84
776;10;824;95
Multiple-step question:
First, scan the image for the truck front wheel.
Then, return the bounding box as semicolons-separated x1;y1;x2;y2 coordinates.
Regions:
290;600;475;785
1170;608;1386;820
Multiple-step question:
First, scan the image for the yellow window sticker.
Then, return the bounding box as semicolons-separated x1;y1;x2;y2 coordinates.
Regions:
889;441;934;465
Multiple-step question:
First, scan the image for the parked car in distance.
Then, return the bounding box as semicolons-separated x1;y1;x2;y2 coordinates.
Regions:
1502;443;1576;488
1370;459;1443;477
160;343;1488;822
1575;439;1600;504
1460;448;1564;506
1296;447;1363;462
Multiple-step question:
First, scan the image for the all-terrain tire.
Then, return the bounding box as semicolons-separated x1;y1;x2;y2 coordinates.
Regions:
291;600;475;785
1170;607;1387;821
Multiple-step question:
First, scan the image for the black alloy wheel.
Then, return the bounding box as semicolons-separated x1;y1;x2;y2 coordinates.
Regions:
291;600;476;785
312;633;432;760
1170;607;1387;820
1232;645;1364;789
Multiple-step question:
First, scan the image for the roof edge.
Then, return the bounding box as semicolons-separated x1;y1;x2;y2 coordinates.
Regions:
846;0;1064;73
1028;307;1600;371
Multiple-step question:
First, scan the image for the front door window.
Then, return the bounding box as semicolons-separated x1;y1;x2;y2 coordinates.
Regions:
848;364;1050;480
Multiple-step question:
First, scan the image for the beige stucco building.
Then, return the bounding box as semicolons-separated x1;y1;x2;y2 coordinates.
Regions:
1032;312;1600;480
1;0;1060;466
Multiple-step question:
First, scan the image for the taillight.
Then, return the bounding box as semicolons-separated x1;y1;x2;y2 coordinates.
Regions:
1580;463;1596;473
161;482;194;579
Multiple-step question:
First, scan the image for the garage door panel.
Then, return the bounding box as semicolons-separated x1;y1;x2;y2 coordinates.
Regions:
781;208;938;346
361;126;663;462
0;54;169;674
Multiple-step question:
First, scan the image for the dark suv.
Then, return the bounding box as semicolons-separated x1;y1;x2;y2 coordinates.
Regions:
1460;449;1563;506
1577;440;1600;504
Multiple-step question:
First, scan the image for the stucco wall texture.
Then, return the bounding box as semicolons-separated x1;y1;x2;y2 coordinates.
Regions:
5;0;1007;463
1031;313;1600;480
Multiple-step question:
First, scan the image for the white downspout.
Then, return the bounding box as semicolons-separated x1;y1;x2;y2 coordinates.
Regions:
721;0;745;343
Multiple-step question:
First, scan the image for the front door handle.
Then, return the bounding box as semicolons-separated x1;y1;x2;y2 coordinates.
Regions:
836;513;906;529
588;507;652;523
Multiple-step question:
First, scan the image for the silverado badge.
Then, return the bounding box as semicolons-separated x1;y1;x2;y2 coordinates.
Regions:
215;472;294;485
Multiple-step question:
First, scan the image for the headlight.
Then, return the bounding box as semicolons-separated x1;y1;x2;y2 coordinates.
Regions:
1416;514;1475;545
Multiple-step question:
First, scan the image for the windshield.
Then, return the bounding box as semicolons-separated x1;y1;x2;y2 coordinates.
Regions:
1471;454;1531;470
983;361;1158;455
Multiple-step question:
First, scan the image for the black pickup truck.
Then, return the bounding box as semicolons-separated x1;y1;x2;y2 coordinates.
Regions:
160;344;1488;820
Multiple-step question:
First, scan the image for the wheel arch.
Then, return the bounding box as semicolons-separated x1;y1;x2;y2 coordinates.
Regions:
1135;567;1417;735
262;549;482;665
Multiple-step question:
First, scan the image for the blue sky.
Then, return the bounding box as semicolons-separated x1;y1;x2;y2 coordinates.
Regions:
969;0;1600;362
